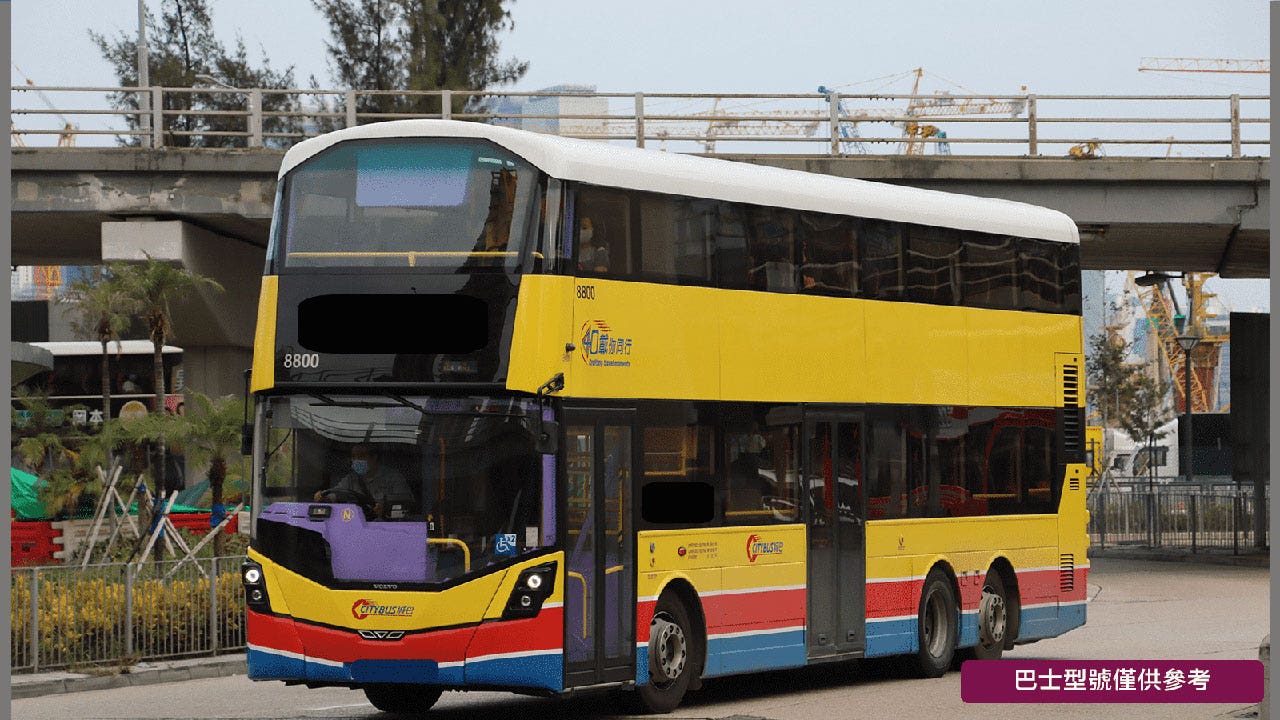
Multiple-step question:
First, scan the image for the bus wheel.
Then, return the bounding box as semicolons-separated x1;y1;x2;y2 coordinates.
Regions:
971;571;1008;660
629;593;699;714
911;568;958;678
363;684;443;715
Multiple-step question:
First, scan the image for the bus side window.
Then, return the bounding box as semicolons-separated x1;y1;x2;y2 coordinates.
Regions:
799;212;860;297
745;206;797;293
960;233;1018;310
573;186;632;278
712;203;749;290
860;220;904;301
639;194;712;285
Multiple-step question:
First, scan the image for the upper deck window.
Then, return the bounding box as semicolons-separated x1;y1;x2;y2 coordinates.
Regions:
277;139;543;272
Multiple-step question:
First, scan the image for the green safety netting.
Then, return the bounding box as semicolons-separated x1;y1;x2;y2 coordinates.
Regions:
10;467;208;520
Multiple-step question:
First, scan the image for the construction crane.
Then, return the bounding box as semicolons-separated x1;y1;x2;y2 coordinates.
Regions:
898;68;1026;155
637;98;821;154
12;65;77;147
821;69;1024;156
1139;57;1269;74
1127;271;1229;413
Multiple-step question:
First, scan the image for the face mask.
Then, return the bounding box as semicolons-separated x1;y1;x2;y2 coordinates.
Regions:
580;227;594;243
352;460;369;475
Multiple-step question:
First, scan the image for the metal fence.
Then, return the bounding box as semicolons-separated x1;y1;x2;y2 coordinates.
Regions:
1088;485;1269;553
10;556;246;673
10;86;1269;158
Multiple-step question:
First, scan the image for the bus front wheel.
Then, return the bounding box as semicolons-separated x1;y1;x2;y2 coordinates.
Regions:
627;593;700;714
363;683;443;715
911;568;958;678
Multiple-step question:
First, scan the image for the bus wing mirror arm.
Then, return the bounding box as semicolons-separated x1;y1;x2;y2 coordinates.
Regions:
535;373;564;455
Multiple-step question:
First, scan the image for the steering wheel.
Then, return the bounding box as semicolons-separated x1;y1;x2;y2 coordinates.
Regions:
316;488;378;518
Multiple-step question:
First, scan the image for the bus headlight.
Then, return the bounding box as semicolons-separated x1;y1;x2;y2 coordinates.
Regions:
503;562;556;620
242;561;269;609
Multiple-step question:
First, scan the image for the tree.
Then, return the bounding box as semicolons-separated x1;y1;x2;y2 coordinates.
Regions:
1086;330;1139;429
113;258;223;556
91;0;300;147
313;0;527;117
127;392;245;556
60;267;140;420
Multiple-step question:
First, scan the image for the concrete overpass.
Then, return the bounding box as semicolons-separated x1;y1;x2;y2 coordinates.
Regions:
11;147;1270;394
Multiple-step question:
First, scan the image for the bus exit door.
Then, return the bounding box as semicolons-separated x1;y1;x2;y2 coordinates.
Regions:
563;409;635;688
805;415;866;658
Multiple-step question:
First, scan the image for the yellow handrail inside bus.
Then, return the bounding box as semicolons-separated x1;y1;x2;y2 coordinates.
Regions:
566;567;623;638
428;538;470;572
567;571;587;638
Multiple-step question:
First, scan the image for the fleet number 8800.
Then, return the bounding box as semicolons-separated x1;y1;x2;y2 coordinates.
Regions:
282;353;319;369
576;285;595;299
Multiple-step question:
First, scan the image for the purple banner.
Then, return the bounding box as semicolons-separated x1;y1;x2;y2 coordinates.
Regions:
961;660;1264;704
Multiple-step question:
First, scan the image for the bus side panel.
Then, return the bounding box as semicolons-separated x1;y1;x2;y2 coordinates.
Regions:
863;516;1061;657
636;526;807;684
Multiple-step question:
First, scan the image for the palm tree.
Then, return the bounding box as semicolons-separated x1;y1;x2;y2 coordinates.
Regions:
126;392;245;555
112;259;224;416
60;267;139;420
113;257;223;558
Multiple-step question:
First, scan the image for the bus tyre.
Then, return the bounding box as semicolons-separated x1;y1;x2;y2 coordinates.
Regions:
911;569;958;678
970;571;1008;660
363;683;442;715
629;593;699;714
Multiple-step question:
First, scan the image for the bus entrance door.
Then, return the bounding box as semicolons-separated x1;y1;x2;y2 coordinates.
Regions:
563;410;636;688
804;416;866;658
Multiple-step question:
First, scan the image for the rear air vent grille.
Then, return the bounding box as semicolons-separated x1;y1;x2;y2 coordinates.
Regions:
1059;554;1075;593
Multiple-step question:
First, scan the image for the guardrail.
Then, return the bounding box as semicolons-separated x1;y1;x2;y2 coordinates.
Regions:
10;556;245;673
1088;486;1269;553
10;86;1269;157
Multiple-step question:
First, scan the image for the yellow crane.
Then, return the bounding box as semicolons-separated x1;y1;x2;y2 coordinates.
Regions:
898;68;1027;155
1127;271;1229;413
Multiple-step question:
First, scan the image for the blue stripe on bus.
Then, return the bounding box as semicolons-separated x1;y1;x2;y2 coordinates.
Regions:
1019;603;1086;640
865;617;918;657
464;652;563;692
348;659;459;685
705;629;807;677
247;647;305;680
958;610;979;648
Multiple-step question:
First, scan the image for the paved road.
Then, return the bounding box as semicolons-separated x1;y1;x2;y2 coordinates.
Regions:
12;559;1268;720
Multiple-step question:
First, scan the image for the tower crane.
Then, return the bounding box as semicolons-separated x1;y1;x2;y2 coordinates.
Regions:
1139;57;1269;74
12;65;78;147
1127;271;1229;413
898;68;1026;155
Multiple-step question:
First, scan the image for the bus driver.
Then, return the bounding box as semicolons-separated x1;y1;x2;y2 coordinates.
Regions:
314;443;415;517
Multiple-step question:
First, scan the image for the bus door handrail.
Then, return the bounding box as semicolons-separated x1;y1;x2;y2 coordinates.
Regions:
428;538;471;572
566;566;624;639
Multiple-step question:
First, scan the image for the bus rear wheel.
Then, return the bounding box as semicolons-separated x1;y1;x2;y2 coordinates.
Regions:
911;568;958;678
363;683;443;715
970;571;1009;660
625;592;700;714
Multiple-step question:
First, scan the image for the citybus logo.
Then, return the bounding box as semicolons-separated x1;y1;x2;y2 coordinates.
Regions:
351;599;415;620
579;320;634;367
746;534;784;563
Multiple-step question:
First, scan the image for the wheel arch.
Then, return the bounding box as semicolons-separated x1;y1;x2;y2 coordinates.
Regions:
654;576;708;683
986;555;1021;648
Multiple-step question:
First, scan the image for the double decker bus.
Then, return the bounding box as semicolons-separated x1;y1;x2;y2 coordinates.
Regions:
243;120;1088;714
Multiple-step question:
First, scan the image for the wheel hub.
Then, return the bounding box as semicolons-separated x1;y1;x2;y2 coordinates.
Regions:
978;587;1006;647
649;612;687;683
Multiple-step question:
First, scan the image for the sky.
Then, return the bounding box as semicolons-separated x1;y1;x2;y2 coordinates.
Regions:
9;0;1272;310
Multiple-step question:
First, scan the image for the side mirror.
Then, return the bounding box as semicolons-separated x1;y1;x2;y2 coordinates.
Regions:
241;422;254;457
537;420;560;455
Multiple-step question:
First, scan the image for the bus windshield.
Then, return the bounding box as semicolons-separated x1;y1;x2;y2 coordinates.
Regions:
276;138;543;272
255;394;554;586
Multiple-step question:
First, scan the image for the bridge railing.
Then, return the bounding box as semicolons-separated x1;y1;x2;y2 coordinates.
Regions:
10;86;1270;158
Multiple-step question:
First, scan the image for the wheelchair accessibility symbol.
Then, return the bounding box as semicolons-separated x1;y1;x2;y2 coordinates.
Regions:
494;533;518;558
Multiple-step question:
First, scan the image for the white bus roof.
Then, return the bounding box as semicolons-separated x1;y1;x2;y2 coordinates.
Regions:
280;120;1079;245
31;340;182;356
